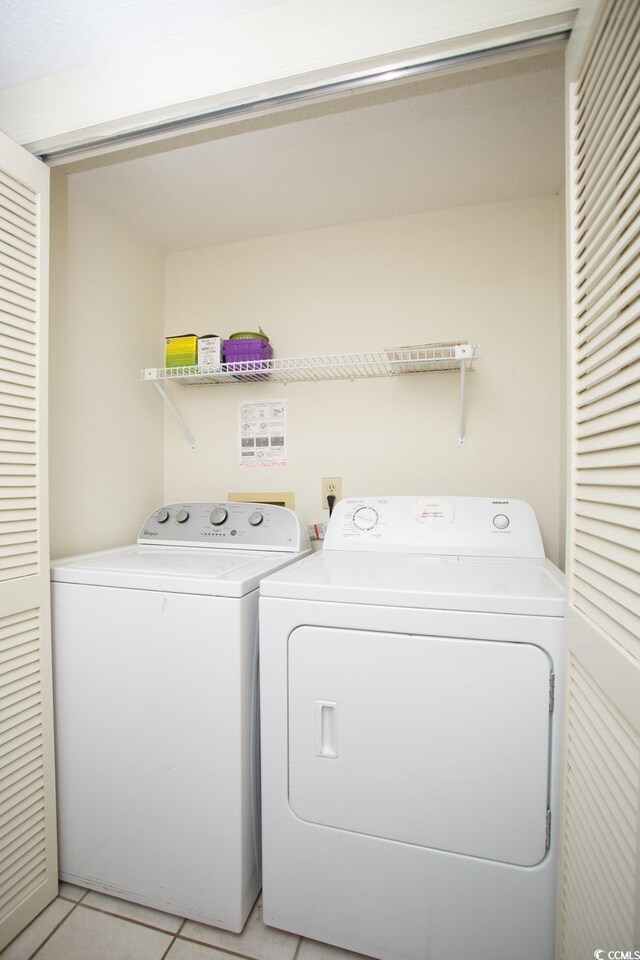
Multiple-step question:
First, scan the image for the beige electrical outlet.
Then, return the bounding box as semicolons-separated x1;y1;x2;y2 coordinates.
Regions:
321;477;342;510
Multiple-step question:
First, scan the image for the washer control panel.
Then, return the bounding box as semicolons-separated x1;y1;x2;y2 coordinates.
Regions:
138;502;308;552
323;496;545;558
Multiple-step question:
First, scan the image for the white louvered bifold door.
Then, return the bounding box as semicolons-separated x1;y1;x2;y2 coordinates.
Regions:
560;0;640;956
0;129;56;951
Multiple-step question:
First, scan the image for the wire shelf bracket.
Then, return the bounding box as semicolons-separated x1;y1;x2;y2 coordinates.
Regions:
151;379;196;450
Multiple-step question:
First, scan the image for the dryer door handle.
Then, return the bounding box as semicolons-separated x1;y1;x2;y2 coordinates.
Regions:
315;701;338;759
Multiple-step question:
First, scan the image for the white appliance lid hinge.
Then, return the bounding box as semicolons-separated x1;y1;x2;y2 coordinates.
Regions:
546;809;551;850
549;672;555;713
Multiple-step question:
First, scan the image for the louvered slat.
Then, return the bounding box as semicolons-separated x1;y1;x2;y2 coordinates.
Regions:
576;147;640;263
0;673;40;720
0;192;37;231
575;253;640;330
0;603;47;924
0;249;36;280
0;235;35;266
576;380;639;424
577;312;640;374
0;297;38;325
0;171;37;586
572;19;640;663
574;590;639;657
574;465;640;486
0;374;36;395
575;498;638;529
576;186;640;288
0;691;40;726
575;514;640;551
565;766;635;889
0;799;44;848
577;443;640;467
577;227;640;325
576;83;640;235
560;654;639;957
0;375;35;407
575;566;640;630
576;356;640;411
0;310;35;335
575;17;640;205
575;531;640;578
576;404;640;444
574;0;633;120
0;263;36;297
0;218;35;254
0;172;37;211
0;630;38;657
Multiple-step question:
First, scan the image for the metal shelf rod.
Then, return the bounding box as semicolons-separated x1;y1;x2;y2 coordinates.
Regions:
153;381;196;450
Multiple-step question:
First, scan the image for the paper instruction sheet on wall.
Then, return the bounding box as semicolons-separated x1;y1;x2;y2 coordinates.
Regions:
239;400;287;466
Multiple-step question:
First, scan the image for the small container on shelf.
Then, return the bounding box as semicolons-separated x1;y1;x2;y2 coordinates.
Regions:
166;334;198;368
198;334;222;369
223;329;273;364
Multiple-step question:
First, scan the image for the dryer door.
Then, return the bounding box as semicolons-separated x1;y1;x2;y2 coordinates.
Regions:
288;626;552;867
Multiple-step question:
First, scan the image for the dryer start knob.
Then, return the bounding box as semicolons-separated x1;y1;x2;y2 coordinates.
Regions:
493;514;510;529
209;507;228;526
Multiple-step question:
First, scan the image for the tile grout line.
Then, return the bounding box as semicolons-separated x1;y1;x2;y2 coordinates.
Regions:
72;899;183;937
158;920;185;960
24;891;305;960
176;934;298;960
27;900;80;960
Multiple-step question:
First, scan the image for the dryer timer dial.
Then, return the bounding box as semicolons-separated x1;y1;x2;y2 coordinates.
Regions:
353;506;379;531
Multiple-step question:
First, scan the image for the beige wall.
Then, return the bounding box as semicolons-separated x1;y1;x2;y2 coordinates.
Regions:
164;194;566;565
49;176;165;558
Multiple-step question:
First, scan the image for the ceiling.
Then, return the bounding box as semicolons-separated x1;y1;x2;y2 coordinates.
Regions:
0;0;283;89
69;50;565;253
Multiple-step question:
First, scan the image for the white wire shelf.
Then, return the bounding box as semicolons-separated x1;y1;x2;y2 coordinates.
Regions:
141;342;479;449
140;342;478;385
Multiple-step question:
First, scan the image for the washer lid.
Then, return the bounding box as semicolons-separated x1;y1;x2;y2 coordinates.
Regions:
51;544;309;597
259;550;565;616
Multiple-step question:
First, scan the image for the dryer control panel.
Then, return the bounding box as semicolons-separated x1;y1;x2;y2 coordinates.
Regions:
323;496;545;558
138;502;309;553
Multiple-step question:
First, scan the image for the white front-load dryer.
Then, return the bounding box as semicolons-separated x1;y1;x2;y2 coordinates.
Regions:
51;501;309;932
259;496;565;960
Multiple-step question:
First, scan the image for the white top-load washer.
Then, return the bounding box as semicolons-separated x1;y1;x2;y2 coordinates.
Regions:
259;496;564;960
51;501;309;932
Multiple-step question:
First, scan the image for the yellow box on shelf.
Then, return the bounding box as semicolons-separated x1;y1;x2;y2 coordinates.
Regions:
166;334;198;368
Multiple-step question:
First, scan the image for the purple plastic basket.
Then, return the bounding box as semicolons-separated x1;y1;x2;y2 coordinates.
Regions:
223;338;273;363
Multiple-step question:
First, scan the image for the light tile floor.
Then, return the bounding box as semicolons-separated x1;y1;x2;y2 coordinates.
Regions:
0;885;372;960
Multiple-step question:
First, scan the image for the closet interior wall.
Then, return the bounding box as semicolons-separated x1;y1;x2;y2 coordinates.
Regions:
48;54;566;564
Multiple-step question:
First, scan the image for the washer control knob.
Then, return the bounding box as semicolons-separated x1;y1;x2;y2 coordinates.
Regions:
156;509;170;524
353;506;379;531
248;511;264;526
175;509;189;523
209;507;228;526
493;514;510;530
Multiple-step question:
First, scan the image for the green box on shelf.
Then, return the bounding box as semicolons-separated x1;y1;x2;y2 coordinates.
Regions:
166;334;198;368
